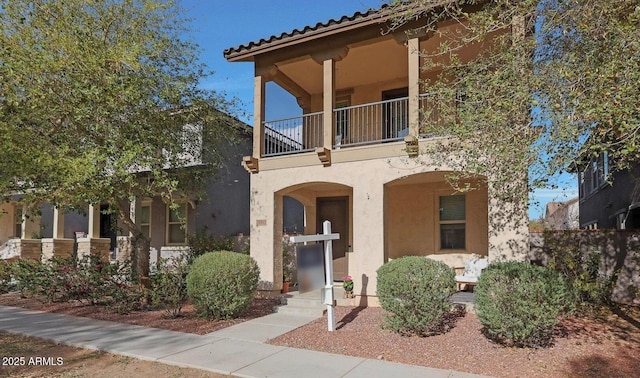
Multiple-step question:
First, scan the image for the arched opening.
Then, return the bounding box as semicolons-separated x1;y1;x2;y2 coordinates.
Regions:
276;182;353;288
384;171;488;268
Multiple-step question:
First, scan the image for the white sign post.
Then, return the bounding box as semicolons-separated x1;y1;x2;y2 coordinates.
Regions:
290;220;339;331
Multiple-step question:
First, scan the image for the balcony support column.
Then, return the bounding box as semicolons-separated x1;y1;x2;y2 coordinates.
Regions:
88;204;101;239
52;207;65;239
322;58;335;151
253;73;266;159
407;36;420;138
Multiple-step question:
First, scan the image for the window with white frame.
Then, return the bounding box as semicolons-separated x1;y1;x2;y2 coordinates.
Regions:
166;203;187;245
140;203;151;238
439;195;466;250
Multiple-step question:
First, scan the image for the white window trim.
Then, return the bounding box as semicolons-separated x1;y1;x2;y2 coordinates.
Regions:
140;201;152;239
437;194;467;252
166;203;188;245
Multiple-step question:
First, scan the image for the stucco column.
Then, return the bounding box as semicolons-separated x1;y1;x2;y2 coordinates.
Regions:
273;193;284;291
87;204;100;238
52;207;65;239
253;73;266;158
407;36;420;137
323;58;335;149
351;184;385;299
487;181;529;262
128;199;136;237
249;175;277;294
20;204;40;239
19;203;27;239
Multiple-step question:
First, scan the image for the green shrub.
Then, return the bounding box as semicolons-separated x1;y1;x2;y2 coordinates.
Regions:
376;256;457;336
543;230;616;310
0;259;13;293
11;258;51;298
187;251;259;320
475;261;571;348
10;255;141;313
150;256;190;318
186;230;237;264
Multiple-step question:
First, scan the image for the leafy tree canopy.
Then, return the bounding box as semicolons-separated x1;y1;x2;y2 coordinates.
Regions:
0;0;242;279
385;0;639;207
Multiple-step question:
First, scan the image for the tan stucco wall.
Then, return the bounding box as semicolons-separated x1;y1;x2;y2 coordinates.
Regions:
385;180;488;260
249;140;527;298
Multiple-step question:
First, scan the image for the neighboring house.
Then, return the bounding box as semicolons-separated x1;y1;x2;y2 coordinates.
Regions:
576;152;640;230
0;113;266;264
544;197;579;230
224;5;529;300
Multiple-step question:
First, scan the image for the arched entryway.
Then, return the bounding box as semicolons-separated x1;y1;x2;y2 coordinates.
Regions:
277;182;353;281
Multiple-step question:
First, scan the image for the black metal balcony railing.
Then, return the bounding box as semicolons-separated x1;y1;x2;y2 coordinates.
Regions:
263;112;323;157
261;93;448;157
333;97;409;148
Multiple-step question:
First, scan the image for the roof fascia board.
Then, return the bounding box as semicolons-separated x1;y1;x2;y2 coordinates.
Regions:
225;11;391;62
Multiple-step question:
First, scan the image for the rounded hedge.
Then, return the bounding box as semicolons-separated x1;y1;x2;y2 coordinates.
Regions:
475;261;571;348
186;251;260;320
376;256;456;336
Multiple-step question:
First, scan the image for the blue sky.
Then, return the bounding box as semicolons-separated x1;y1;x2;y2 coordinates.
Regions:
182;0;382;120
181;0;577;220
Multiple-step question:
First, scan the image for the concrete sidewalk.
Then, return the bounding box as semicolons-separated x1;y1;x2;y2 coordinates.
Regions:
0;305;489;378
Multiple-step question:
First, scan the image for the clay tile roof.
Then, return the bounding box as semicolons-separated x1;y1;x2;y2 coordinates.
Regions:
223;6;389;61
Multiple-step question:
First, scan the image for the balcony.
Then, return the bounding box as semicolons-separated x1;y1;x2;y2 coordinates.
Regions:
261;93;449;157
263;112;323;157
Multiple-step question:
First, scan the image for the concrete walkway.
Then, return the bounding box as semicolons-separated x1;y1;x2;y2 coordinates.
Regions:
0;305;489;378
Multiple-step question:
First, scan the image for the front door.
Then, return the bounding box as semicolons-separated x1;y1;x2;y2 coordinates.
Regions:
317;197;349;280
99;204;117;252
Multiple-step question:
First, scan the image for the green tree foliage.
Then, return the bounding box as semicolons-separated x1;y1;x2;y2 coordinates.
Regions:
385;0;640;219
0;0;241;282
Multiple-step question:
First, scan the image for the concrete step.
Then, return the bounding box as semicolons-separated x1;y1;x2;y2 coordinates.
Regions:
274;305;325;317
452;291;476;313
274;290;326;317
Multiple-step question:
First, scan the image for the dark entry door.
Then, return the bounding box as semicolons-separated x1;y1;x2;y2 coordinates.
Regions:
99;204;117;252
316;196;349;280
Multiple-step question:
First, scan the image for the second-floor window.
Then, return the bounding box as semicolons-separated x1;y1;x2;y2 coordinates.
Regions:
579;152;608;198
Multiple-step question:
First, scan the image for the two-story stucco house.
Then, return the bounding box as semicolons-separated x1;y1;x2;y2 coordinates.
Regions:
224;5;529;301
0;115;262;264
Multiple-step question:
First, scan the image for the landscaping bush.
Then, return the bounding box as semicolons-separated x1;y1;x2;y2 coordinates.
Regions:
186;229;237;264
0;259;13;294
9;255;141;313
150;256;190;318
186;251;259;320
376;256;457;336
11;258;51;298
475;261;571;348
543;230;617;310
